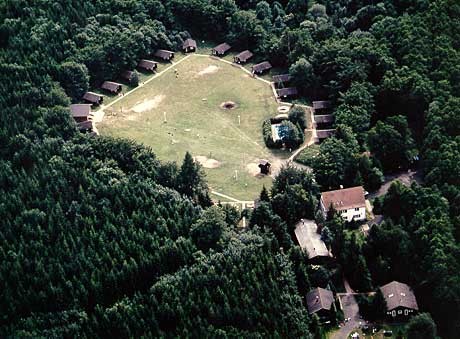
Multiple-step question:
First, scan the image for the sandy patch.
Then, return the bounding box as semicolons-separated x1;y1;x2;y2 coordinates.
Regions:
194;155;221;169
132;95;165;113
246;163;260;176
198;65;219;76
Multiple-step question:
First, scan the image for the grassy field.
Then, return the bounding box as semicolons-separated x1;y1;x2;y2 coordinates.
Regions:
98;54;286;200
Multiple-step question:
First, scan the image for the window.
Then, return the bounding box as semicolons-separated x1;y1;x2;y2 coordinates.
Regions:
392;311;396;317
404;310;409;316
355;207;359;211
398;310;402;315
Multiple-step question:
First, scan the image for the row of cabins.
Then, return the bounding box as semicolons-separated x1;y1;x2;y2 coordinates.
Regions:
306;282;418;322
312;100;335;142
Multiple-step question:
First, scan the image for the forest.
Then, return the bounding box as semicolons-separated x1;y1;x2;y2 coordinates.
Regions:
0;0;459;338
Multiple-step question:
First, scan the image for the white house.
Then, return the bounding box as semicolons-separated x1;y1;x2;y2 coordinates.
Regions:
320;186;366;222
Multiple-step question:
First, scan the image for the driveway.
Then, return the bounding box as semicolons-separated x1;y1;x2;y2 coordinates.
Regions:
330;280;361;339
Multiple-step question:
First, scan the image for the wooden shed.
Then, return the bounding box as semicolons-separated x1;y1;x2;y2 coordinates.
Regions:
258;159;271;175
252;61;272;75
234;50;253;64
77;120;93;133
212;43;231;56
182;39;197;53
137;59;158;72
101;81;122;94
273;74;292;85
82;92;103;105
70;104;91;122
154;49;175;61
120;70;135;82
277;87;298;98
312;101;331;112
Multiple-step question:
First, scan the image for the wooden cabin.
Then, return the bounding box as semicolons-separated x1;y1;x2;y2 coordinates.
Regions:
212;43;231;56
101;81;122;94
154;49;175;61
120;70;135;82
233;50;253;64
137;59;158;72
252;61;272;75
273;74;292;85
82;92;103;105
182;39;197;53
70;104;91;122
277;87;298;98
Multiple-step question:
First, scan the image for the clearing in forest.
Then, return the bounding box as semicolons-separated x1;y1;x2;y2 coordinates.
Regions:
98;54;285;200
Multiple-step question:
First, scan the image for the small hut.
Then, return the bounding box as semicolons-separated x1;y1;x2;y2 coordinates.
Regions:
312;101;331;113
273;74;292;85
70;104;91;122
315;129;336;143
101;81;122;94
77;120;93;133
277;87;298;98
137;59;158;72
252;61;272;75
120;70;135;82
154;49;175;61
234;50;253;64
182;38;197;53
258;159;271;175
82;92;103;105
212;43;231;56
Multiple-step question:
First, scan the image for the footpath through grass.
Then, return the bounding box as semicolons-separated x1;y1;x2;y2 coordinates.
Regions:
98;54;281;200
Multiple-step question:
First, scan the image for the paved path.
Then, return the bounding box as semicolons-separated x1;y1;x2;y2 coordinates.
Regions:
331;279;361;339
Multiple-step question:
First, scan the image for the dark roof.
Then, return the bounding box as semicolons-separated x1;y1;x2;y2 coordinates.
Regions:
154;49;174;60
321;186;366;212
252;61;272;73
213;43;231;54
380;281;419;311
313;101;331;110
183;38;197;49
235;50;254;62
77;120;92;131
70;104;91;118
101;81;122;93
314;114;334;124
306;288;335;314
82;92;103;104
273;74;292;83
121;70;135;81
259;159;270;166
295;220;330;260
277;87;298;97
137;59;158;71
316;129;335;139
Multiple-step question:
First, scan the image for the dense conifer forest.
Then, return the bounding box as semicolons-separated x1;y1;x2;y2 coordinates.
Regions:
0;0;459;337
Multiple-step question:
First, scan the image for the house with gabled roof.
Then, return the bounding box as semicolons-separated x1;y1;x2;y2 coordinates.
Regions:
306;287;335;318
380;281;418;320
320;186;366;222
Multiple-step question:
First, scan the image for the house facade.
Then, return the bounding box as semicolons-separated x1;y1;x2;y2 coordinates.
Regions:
380;281;418;321
320;186;366;222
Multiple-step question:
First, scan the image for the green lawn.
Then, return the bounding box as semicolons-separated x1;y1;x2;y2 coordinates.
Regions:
98;54;283;200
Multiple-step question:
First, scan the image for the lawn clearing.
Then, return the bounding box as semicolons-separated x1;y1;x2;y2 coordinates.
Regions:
98;54;282;200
